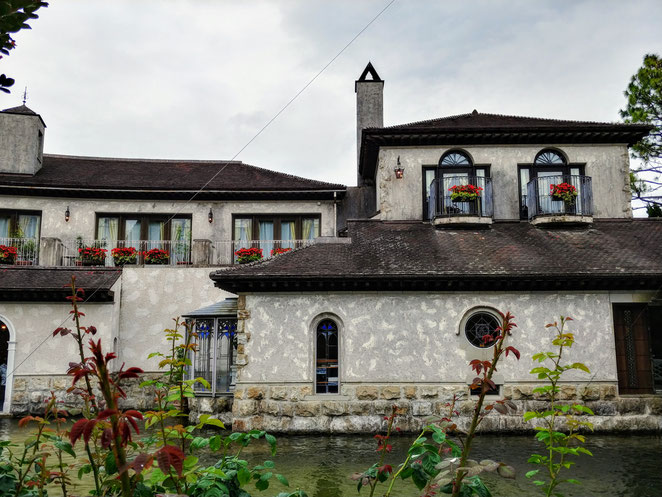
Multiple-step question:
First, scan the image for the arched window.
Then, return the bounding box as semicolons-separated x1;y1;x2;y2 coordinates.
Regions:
440;151;472;167
462;308;501;349
316;318;339;394
534;149;567;165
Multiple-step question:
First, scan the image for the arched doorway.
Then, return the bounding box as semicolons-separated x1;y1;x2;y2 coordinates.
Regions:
0;317;16;414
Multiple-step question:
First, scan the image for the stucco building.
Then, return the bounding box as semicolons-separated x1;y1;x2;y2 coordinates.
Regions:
1;64;661;432
209;64;662;432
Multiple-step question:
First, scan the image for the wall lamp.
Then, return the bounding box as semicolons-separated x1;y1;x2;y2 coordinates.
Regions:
65;206;70;222
208;207;214;223
394;156;404;179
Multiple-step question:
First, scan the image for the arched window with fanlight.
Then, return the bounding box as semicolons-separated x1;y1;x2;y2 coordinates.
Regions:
518;149;586;219
315;318;339;394
424;150;491;219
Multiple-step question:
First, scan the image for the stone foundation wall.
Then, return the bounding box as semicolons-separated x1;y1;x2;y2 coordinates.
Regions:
230;383;662;433
11;374;163;416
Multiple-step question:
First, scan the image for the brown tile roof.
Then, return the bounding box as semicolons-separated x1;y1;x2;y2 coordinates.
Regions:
0;267;120;301
358;111;653;180
211;219;662;292
0;154;345;200
382;110;650;130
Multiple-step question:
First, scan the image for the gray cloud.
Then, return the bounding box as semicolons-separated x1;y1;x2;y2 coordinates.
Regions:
2;0;661;186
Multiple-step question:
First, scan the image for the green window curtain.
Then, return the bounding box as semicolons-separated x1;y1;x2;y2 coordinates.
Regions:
302;218;319;240
18;214;40;239
97;217;118;243
0;215;9;239
171;218;191;263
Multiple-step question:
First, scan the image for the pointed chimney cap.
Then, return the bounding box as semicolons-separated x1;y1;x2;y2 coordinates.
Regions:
355;62;383;91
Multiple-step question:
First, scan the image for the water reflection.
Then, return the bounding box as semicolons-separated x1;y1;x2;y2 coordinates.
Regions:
1;419;661;497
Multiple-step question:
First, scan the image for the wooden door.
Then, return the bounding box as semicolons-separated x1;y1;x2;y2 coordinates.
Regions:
613;304;654;394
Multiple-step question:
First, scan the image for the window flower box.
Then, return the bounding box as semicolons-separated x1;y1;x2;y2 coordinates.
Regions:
270;247;292;256
78;246;107;266
0;245;17;264
111;247;137;266
449;184;483;202
550;182;578;205
235;247;263;264
144;248;169;265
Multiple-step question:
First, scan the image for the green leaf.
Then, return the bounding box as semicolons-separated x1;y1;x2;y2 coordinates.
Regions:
265;433;277;455
255;476;270;491
105;451;118;475
77;464;92;480
570;362;590;373
525;469;540;478
263;460;275;468
202;417;226;429
237;467;252;485
209;435;222;452
54;440;76;458
276;473;289;486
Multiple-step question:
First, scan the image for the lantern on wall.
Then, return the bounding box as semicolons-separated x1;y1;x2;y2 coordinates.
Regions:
208;207;214;223
394;156;404;179
65;206;70;222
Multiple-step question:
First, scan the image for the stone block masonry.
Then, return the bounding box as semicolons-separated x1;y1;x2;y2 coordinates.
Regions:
225;383;662;434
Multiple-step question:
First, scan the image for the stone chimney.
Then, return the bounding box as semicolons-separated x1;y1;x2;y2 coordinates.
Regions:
0;105;46;175
355;62;383;186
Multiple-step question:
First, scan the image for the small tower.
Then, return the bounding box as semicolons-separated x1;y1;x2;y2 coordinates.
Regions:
0;104;46;175
355;62;383;186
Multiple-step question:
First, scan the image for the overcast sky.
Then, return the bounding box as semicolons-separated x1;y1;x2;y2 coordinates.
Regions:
2;1;661;187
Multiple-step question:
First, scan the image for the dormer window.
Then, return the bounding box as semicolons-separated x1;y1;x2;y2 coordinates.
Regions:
423;150;491;222
519;149;592;223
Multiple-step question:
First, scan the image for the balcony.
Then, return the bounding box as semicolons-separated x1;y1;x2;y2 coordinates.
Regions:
0;237;39;265
429;176;493;227
526;175;593;226
51;238;315;267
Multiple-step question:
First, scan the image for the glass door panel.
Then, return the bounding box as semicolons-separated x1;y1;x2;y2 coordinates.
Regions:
233;218;252;262
258;220;274;258
280;220;296;250
442;172;470;214
537;170;564;214
171;218;191;264
302;218;319;241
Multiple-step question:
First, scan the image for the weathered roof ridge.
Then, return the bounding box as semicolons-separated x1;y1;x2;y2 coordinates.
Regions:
43;153;242;165
376;110;652;130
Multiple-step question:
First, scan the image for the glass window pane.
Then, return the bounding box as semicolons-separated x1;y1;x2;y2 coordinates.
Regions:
97;217;119;242
425;169;436;197
171;218;191;264
18;214;40;239
193;319;214;394
281;221;295;250
302;218;319;240
0;215;10;238
125;219;141;243
216;319;237;393
316;319;339;394
259;221;274;257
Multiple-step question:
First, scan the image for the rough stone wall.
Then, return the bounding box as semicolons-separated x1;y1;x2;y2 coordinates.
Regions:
230;382;662;433
375;144;632;221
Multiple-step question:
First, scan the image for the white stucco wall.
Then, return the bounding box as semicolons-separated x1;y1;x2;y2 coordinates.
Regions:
117;267;233;371
0;196;336;241
375;144;632;221
241;292;620;386
0;298;117;377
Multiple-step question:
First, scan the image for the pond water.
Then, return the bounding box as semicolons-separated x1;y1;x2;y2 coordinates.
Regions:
1;418;661;497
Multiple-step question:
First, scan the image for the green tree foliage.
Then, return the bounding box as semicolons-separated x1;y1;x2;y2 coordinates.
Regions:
0;1;48;94
620;54;662;215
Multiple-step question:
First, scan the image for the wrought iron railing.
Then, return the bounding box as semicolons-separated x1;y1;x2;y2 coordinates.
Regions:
526;175;593;219
61;239;192;267
210;239;316;265
428;176;493;220
0;237;39;265
59;238;315;266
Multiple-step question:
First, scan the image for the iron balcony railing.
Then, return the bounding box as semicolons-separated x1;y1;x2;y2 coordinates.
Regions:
428;176;494;220
0;237;39;265
60;238;316;267
526;175;593;220
211;239;316;265
61;239;192;267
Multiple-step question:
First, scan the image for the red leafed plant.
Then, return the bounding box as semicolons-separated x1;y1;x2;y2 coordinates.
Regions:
0;244;18;263
550;182;578;204
449;184;483;202
143;248;169;264
270;247;292;256
235;247;263;264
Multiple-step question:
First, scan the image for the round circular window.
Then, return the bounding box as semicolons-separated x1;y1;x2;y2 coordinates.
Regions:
464;311;501;348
